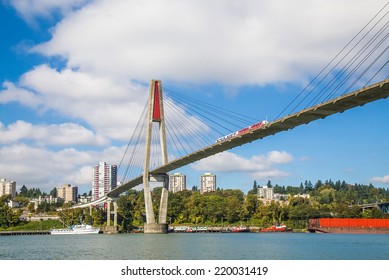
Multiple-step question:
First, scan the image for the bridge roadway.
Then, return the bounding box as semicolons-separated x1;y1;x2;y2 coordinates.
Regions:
72;79;389;208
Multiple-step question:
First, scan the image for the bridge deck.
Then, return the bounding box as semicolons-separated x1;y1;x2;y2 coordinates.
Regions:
108;79;389;197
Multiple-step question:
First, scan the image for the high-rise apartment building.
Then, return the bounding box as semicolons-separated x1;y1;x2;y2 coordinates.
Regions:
57;184;78;203
92;162;117;200
169;173;186;193
257;185;274;200
200;173;216;194
0;179;16;198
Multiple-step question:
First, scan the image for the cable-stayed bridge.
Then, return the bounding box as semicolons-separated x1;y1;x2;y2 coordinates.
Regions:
110;79;389;197
71;3;389;233
74;78;389;233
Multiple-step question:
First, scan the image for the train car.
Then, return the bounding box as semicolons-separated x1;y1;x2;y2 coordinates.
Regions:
215;120;268;143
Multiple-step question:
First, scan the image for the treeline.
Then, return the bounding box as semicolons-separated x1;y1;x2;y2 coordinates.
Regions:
112;179;389;231
1;179;389;231
17;185;91;198
252;179;389;204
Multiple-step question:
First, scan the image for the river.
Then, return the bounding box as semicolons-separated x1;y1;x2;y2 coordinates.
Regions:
1;232;389;260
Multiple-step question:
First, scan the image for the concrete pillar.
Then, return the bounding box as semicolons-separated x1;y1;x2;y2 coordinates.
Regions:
144;223;168;234
158;175;169;224
113;201;118;227
107;200;111;226
143;80;156;225
104;198;119;234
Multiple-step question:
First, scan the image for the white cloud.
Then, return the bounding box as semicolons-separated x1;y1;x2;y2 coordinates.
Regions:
371;175;389;184
0;81;42;108
1;64;148;141
7;0;91;24
191;150;293;180
0;143;126;192
31;0;386;85
0;120;108;146
299;156;311;162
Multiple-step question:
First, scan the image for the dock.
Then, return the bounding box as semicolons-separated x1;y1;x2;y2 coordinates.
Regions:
0;230;51;236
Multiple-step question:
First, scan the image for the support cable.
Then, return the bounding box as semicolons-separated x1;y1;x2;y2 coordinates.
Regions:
275;2;389;119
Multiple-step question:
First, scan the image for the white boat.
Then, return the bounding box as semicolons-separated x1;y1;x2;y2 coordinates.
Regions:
50;224;100;235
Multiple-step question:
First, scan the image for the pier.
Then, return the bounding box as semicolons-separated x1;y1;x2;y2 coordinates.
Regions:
0;230;51;236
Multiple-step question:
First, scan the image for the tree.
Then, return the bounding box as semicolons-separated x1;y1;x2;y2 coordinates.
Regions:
13;196;30;207
19;185;28;196
0;204;22;228
315;180;323;189
243;193;259;220
0;195;11;204
50;187;57;197
28;203;35;213
224;195;242;223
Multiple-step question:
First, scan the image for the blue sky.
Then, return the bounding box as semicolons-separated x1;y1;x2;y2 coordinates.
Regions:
0;0;388;195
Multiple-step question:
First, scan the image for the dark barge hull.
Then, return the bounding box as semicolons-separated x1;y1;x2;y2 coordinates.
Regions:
308;227;389;234
308;218;389;234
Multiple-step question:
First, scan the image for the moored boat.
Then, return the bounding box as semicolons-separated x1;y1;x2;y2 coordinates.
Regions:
50;224;100;235
261;224;292;233
231;225;250;232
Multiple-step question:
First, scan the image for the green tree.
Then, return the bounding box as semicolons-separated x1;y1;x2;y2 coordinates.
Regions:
248;180;258;195
0;204;22;228
19;185;28;197
13;196;30;207
50;187;57;198
117;194;134;231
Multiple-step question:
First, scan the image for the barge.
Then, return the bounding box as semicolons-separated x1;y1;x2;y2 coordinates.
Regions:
308;218;389;234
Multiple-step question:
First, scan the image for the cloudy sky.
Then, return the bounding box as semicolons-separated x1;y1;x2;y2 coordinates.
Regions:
1;0;388;194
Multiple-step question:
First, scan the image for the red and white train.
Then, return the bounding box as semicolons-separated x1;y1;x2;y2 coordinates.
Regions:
215;120;269;143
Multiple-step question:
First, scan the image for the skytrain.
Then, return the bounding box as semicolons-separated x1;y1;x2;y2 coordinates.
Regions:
215;120;269;143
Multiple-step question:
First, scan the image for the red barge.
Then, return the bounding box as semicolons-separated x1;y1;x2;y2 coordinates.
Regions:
308;218;389;234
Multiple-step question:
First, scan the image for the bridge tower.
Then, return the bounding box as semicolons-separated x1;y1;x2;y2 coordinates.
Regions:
143;80;169;234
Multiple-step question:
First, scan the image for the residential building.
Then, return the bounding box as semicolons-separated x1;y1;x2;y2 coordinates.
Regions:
57;184;78;203
92;162;117;200
293;194;311;199
0;178;16;198
258;186;290;205
8;200;20;208
273;193;290;201
258;185;274;200
169;173;186;193
200;173;216;194
31;195;61;210
78;195;92;204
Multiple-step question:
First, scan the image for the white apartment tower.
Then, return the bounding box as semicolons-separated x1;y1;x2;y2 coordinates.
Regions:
0;179;16;198
57;184;78;203
92;162;117;200
258;185;274;200
169;173;186;193
200;173;216;194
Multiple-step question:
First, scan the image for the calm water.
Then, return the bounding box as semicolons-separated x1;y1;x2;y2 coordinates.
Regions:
0;233;388;260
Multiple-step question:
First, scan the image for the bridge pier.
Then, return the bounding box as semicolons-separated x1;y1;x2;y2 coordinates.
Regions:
144;223;169;234
105;198;119;234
